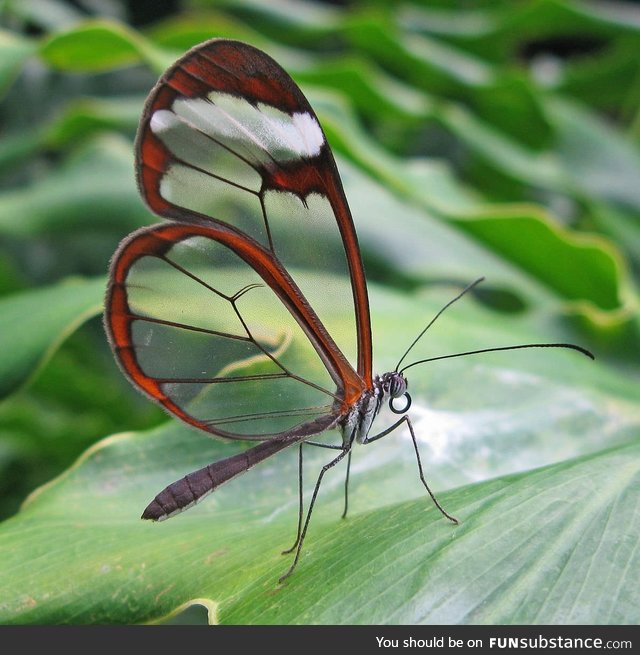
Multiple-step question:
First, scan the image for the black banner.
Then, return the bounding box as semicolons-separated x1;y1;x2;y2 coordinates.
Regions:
1;625;637;653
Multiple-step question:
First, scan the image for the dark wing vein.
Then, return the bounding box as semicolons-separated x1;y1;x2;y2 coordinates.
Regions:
126;314;252;341
204;404;334;427
155;373;289;384
163;107;264;180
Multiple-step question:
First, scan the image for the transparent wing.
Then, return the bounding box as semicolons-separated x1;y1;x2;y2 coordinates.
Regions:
105;221;361;440
136;39;372;383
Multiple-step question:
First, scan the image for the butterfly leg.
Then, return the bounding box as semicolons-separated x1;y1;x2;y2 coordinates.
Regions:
281;437;346;555
363;415;458;524
279;444;352;583
281;443;304;555
341;450;352;519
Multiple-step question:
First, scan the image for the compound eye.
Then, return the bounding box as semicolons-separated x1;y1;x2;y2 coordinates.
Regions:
388;374;407;398
389;392;411;415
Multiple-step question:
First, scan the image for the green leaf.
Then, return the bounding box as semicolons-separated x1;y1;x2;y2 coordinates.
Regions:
42;97;143;148
197;0;341;38
448;208;624;312
39;20;175;73
3;0;86;31
436;103;564;190
0;278;636;624
0;277;104;399
344;12;494;93
544;97;640;211
295;56;430;126
0;97;142;173
590;201;640;272
560;36;640;114
0;30;38;98
146;11;274;51
316;103;629;328
0;327;165;521
0;135;150;237
227;443;640;624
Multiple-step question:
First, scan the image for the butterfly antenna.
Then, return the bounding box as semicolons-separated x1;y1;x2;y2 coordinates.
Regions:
400;342;594;374
394;277;485;372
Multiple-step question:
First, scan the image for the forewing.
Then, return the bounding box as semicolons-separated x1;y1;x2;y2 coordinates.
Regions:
136;39;372;383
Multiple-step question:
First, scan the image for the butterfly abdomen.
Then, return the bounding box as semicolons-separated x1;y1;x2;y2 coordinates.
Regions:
141;438;293;521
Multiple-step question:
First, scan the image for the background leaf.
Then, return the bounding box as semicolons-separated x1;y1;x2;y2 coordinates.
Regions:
0;277;104;398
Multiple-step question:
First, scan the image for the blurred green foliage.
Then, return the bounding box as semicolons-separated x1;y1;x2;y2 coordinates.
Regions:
0;0;638;624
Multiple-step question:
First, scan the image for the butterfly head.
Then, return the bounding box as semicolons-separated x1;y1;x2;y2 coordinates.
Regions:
380;371;411;414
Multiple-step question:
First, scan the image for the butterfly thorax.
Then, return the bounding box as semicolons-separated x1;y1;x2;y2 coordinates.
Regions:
341;371;408;446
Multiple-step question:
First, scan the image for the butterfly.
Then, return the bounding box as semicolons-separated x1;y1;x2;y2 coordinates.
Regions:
104;39;593;582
